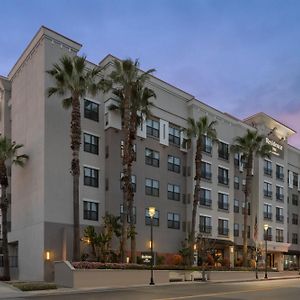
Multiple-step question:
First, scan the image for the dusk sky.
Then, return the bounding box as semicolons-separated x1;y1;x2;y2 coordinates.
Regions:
1;0;299;147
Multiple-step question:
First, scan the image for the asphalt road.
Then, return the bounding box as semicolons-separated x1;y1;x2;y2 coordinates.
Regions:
17;278;300;300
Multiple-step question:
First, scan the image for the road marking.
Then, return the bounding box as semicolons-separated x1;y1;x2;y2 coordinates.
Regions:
153;286;278;300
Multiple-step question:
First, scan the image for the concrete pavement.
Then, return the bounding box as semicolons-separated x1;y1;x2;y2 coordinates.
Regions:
0;271;299;299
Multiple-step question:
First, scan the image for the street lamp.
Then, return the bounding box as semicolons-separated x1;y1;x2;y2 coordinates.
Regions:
149;206;155;285
264;223;269;279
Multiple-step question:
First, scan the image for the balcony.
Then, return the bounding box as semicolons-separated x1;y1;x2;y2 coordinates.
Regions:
264;168;272;176
199;225;212;234
218;201;229;211
276;215;284;223
199;198;212;208
201;171;212;181
218;176;229;186
264;190;272;198
276;172;284;181
276;193;284;202
264;212;272;220
218;227;229;236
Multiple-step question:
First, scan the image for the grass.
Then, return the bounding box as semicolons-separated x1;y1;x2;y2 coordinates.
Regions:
10;281;57;291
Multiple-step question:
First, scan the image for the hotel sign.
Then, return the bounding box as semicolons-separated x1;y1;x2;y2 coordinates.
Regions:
265;137;283;158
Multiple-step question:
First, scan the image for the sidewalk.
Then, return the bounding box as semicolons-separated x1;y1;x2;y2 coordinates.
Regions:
0;271;299;299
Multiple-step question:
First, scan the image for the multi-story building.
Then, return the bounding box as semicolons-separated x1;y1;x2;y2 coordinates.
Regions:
0;26;300;281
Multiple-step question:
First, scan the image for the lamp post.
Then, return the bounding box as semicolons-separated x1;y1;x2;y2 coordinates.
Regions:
264;224;269;279
149;206;155;285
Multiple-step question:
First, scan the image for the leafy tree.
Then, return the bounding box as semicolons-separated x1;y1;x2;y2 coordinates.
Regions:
0;138;28;280
47;55;108;261
231;130;272;266
186;116;217;265
108;59;156;263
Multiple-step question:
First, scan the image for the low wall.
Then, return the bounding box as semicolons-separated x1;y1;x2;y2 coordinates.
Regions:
55;261;170;288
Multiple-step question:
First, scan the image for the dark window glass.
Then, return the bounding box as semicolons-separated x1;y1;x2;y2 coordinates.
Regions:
145;148;160;167
146;119;159;138
199;216;212;234
145;178;159;196
168;184;180;201
169;126;180;146
218;141;229;160
167;213;180;229
84;99;99;122
84;133;99;154
84;167;99;187
168;155;181;173
83;201;98;221
145;209;159;226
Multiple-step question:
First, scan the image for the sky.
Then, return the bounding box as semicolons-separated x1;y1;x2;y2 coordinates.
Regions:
0;0;300;147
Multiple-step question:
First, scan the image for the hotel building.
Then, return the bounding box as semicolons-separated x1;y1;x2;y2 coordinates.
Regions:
0;26;300;281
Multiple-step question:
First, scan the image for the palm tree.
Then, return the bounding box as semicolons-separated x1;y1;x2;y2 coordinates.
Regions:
186;116;217;265
47;55;108;261
108;59;156;263
231;129;272;267
0;137;28;280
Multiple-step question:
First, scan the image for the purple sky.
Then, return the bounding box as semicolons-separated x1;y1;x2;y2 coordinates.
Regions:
1;0;299;147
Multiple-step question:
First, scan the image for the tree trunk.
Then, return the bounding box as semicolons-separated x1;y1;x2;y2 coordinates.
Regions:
0;163;10;280
71;96;81;262
243;156;253;267
190;140;202;266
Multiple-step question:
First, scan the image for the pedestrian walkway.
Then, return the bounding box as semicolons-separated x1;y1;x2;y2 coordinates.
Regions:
0;271;299;299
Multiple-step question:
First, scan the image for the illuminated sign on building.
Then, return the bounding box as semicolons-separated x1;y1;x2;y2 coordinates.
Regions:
265;137;283;157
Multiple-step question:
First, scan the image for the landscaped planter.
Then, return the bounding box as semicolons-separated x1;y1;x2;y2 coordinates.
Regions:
54;261;205;288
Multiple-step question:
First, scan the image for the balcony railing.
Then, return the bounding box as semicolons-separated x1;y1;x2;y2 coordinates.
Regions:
264;190;272;198
218;201;229;211
218;227;229;236
276;215;284;222
264;168;272;176
199;225;212;234
218;176;229;185
201;171;212;180
202;145;212;154
276;193;284;201
264;212;272;220
218;151;229;160
276;172;284;180
276;236;284;243
199;198;212;207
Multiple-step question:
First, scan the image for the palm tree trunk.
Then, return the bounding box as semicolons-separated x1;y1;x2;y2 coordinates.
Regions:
190;141;202;266
1;189;10;280
0;163;10;280
243;157;253;267
71;96;81;261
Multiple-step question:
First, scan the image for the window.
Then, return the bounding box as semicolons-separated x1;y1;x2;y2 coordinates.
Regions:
264;227;272;241
276;165;284;180
234;153;239;167
145;209;159;226
264;159;272;176
276;229;284;243
276;207;284;223
218;193;229;211
199;188;212;207
292;194;298;206
120;141;136;160
234;223;239;237
292;214;298;225
83;201;98;221
292;233;298;244
218;219;229;236
168;155;181;173
234;176;239;190
168;184;180;201
218;141;229;160
167;213;180;229
145;148;159;167
202;135;212;154
84;99;99;122
293;172;298;187
146;119;159;138
218;167;229;185
120;173;136;192
84;133;99;155
242;225;251;239
145;178;159;196
234;199;239;213
169;126;180;146
199;215;212;234
201;162;212;180
84;167;99;187
120;205;136;224
264;182;272;198
263;204;272;220
276;186;284;201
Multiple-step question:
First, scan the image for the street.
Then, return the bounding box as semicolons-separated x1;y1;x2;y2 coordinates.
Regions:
15;278;300;300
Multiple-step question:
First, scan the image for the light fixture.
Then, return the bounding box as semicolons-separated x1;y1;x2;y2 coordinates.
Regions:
45;251;51;261
264;224;269;231
149;207;155;218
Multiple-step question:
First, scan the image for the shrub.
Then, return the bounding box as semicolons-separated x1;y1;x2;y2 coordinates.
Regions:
156;255;165;265
170;254;183;265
